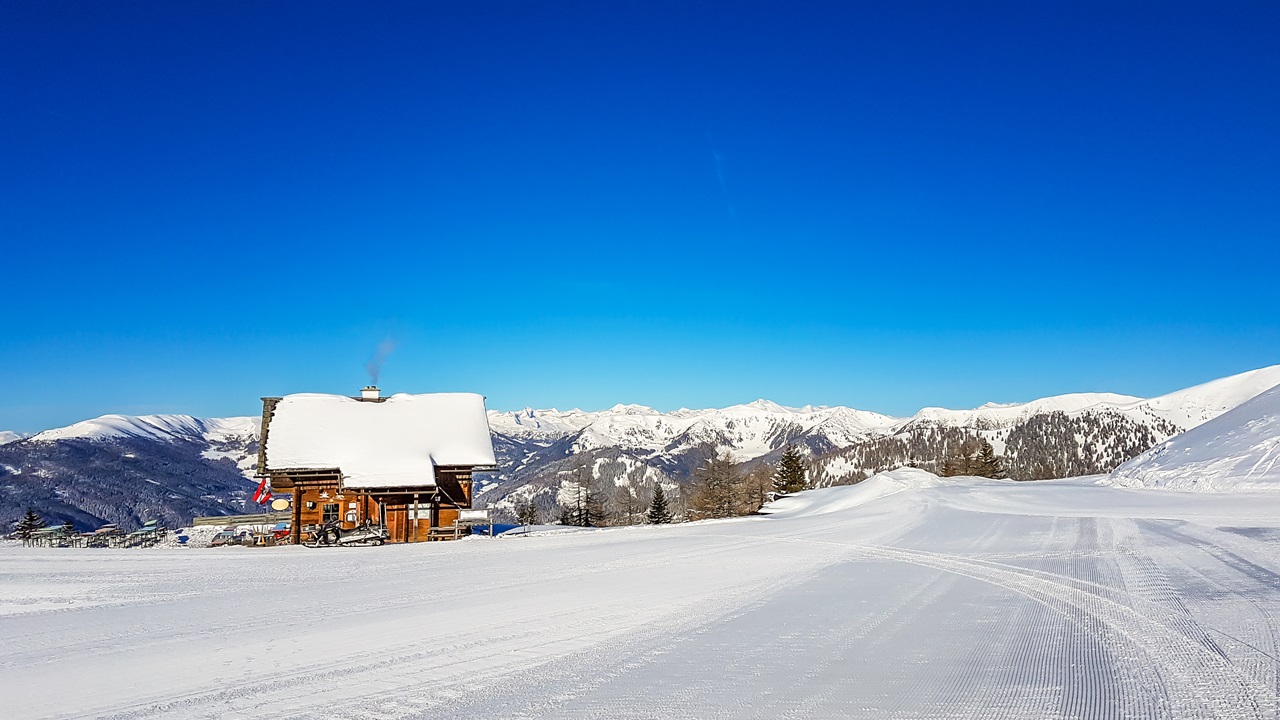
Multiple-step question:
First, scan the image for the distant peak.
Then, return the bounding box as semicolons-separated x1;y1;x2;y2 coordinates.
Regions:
606;403;657;414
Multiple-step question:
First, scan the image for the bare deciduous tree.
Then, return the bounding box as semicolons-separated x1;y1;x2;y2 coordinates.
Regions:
689;451;743;520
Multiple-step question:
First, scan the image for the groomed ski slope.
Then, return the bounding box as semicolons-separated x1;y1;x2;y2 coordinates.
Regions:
3;471;1280;719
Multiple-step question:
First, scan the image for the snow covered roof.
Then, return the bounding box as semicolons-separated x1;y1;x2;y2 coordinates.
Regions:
263;392;496;489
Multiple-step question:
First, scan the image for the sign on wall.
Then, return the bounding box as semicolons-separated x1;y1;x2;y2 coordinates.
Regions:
458;509;491;524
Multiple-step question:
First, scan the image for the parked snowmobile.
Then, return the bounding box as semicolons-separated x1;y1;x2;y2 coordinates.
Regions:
303;519;389;548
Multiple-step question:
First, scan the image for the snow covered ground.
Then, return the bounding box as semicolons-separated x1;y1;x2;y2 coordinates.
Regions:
2;473;1279;719
1110;384;1280;492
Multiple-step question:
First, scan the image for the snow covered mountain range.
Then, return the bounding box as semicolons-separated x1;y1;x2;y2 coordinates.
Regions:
0;415;260;532
487;366;1280;461
2;365;1278;530
480;366;1280;516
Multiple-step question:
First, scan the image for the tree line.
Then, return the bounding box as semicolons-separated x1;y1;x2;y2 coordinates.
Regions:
510;434;1031;528
524;445;816;527
939;436;1006;478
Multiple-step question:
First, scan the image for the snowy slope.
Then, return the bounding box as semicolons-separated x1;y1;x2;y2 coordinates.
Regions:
29;413;258;445
900;366;1280;434
1109;383;1280;492
1129;364;1280;428
4;477;1279;718
24;413;261;483
760;467;950;517
0;431;23;446
905;392;1144;429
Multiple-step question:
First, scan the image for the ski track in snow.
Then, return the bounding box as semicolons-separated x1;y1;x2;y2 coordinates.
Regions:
2;479;1279;719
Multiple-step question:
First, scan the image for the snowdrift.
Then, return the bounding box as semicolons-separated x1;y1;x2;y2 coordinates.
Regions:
1108;383;1280;492
760;467;948;518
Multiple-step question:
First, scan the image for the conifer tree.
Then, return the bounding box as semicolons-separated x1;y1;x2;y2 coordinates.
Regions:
646;484;673;524
514;497;539;527
60;519;75;536
940;437;1007;478
974;440;1007;479
773;446;808;494
12;508;46;542
941;436;982;477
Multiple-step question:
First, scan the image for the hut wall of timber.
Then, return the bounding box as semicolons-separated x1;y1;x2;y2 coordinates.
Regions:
257;389;497;544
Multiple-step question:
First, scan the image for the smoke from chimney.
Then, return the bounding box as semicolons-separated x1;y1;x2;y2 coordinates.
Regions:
365;338;396;385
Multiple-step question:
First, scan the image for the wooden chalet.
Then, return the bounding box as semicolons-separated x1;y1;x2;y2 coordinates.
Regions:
257;387;497;544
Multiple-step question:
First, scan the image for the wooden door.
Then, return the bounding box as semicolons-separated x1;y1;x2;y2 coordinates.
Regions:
384;504;408;543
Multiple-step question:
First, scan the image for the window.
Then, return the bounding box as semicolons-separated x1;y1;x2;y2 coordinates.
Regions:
322;504;339;523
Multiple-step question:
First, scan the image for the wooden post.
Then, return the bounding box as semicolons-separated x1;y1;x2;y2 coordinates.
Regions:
291;484;303;545
412;493;419;543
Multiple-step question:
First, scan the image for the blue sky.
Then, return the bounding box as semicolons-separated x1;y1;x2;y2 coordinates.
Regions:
2;1;1278;432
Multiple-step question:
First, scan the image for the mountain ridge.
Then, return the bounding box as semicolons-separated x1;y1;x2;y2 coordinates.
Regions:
4;365;1278;529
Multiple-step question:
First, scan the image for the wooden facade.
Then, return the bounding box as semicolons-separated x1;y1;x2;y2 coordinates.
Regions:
257;395;490;544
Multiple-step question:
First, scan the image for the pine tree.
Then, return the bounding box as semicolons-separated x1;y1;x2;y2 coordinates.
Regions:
974;440;1007;479
514;497;539;527
646;484;673;524
941;436;982;477
774;446;807;494
60;519;76;536
12;508;46;543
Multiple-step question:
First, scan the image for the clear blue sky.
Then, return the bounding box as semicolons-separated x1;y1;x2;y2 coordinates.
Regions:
2;1;1278;432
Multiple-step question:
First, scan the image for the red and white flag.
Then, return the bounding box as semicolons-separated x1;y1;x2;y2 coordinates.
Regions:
253;478;273;505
